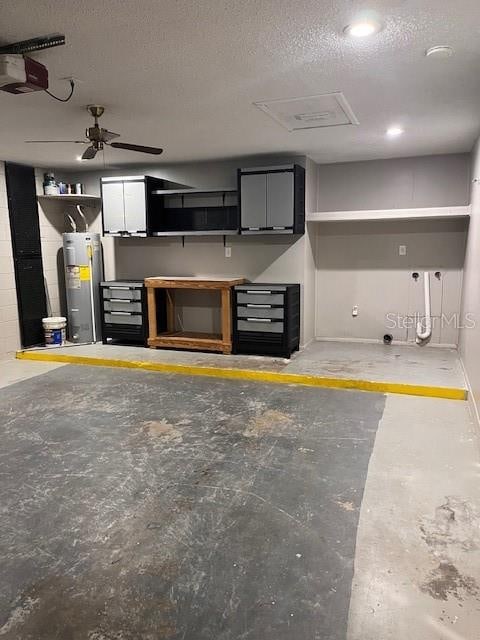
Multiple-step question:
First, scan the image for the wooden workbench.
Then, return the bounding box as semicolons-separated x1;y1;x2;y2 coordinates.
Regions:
145;276;246;354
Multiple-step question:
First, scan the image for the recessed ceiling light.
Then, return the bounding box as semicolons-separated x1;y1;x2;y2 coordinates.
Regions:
387;126;404;137
344;20;381;38
425;45;454;58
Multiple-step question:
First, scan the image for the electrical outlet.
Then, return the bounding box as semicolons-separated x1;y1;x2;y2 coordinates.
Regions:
352;305;359;317
399;245;407;256
225;246;232;258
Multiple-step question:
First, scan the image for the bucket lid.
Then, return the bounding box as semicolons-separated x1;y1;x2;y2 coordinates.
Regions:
42;317;67;323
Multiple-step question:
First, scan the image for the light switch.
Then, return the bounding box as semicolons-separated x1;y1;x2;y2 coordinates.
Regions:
399;245;407;256
225;246;232;258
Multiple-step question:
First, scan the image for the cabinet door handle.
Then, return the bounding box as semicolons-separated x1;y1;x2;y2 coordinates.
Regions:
110;311;132;316
246;290;272;295
109;298;131;303
272;226;286;230
246;317;272;323
246;304;272;308
109;286;130;290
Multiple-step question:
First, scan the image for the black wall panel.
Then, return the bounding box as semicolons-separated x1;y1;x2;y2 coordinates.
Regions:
5;163;47;347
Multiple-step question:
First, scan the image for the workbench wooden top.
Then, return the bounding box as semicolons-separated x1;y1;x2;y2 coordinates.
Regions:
144;276;246;288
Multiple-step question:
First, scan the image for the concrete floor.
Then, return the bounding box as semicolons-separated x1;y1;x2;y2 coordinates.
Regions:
0;358;65;390
20;339;467;390
0;359;478;639
1;365;383;639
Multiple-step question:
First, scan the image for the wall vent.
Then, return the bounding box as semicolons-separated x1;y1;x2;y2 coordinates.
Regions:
254;92;359;132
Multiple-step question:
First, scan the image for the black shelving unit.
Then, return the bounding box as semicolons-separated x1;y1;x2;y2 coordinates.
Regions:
232;283;300;358
100;281;166;346
149;188;239;236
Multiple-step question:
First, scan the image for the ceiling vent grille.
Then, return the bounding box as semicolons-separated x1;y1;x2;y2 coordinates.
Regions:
254;92;359;132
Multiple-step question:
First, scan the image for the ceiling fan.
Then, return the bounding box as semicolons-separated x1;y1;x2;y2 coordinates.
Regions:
25;105;163;160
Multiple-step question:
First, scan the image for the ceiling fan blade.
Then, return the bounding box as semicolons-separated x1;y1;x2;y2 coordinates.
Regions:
82;146;98;160
25;140;88;144
109;142;163;155
100;129;120;142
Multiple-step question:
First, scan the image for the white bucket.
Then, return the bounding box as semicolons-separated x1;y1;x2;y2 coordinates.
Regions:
42;317;67;347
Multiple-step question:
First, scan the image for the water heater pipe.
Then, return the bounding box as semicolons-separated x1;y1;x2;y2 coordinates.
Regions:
76;205;88;231
65;213;76;232
416;271;432;344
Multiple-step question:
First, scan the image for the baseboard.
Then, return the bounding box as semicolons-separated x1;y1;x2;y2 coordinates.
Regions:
299;337;315;351
314;337;458;349
459;356;480;428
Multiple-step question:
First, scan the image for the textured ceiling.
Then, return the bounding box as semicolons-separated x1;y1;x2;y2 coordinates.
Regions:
2;0;480;169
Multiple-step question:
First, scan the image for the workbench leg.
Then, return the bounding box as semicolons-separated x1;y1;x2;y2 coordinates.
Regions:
221;287;232;354
166;290;175;332
147;286;157;348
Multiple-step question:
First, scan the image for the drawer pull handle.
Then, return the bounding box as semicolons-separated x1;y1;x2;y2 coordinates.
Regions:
246;290;272;295
246;317;272;323
110;311;132;316
246;304;272;308
109;298;131;303
109;286;130;290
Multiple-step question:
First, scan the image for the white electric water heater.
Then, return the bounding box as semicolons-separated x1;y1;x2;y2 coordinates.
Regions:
63;232;103;343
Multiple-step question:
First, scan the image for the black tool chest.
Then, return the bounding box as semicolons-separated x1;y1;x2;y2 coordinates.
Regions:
100;281;165;346
232;283;300;358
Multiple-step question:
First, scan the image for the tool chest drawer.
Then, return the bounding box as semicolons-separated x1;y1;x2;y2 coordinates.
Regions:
237;292;285;306
102;285;142;301
237;305;284;319
233;283;300;358
103;299;143;313
104;312;143;325
237;319;284;333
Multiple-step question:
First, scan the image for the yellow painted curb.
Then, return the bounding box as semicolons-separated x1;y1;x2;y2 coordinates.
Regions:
16;350;468;401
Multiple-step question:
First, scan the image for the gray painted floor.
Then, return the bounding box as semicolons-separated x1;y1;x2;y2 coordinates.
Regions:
0;365;384;640
21;340;467;389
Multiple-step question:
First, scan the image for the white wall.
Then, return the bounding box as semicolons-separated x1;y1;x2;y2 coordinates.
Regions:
460;140;480;413
314;219;467;345
0;162;21;360
312;154;471;346
316;154;470;212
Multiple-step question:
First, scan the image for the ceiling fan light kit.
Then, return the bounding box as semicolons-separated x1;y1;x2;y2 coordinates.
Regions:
25;104;163;160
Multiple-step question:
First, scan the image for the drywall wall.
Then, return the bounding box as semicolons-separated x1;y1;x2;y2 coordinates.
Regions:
65;155;317;344
0;161;21;360
316;154;470;212
459;140;480;414
315;218;467;345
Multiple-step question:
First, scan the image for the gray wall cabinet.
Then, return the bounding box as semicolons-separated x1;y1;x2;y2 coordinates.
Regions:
101;176;164;237
238;164;305;235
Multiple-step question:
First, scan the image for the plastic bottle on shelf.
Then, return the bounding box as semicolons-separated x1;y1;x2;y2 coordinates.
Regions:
43;172;59;195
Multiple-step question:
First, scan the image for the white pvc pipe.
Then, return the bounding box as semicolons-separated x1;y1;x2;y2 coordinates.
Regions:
87;241;97;343
76;205;89;231
416;271;432;344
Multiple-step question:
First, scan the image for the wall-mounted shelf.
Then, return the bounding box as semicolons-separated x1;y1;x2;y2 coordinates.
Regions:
151;187;236;195
306;205;471;223
149;187;239;236
152;230;239;237
38;194;101;207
